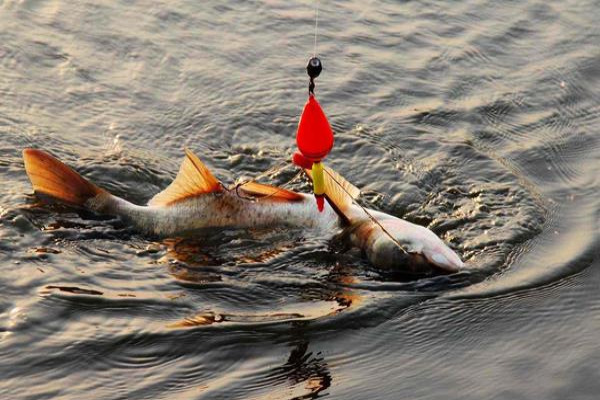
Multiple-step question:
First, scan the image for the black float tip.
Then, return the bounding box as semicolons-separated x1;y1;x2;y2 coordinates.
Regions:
307;57;322;79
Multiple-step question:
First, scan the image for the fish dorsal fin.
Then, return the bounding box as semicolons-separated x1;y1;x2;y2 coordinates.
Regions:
148;148;222;206
237;181;304;202
305;166;361;221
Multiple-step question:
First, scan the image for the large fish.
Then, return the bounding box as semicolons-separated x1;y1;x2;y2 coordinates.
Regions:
22;148;464;273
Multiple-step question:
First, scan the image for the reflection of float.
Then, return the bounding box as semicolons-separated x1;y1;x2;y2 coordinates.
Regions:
276;340;332;399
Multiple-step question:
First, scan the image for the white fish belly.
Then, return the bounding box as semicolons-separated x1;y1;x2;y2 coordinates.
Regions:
99;192;341;236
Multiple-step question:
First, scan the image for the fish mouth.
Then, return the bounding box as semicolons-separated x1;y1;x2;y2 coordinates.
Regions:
371;255;462;279
364;236;460;276
425;249;465;273
405;253;462;275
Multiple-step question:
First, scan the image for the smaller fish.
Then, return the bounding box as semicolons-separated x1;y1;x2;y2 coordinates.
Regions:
22;148;464;273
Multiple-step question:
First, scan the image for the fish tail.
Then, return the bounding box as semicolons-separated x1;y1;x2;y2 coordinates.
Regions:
23;148;107;207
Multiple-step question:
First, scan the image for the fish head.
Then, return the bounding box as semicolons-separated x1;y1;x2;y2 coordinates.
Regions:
352;215;464;274
364;233;428;272
420;239;465;272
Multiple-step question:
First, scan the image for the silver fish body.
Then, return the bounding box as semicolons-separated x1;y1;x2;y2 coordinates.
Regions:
89;191;340;236
23;148;464;273
90;191;464;272
347;209;464;272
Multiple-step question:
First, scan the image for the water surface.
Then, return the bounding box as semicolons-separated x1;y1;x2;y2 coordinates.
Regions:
1;0;599;399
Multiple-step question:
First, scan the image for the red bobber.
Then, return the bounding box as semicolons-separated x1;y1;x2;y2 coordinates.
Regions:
295;95;334;162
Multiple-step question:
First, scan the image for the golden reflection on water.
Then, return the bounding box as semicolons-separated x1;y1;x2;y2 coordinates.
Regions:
162;238;363;328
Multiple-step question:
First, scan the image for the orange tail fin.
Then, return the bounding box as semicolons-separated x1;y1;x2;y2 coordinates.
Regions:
23;148;105;206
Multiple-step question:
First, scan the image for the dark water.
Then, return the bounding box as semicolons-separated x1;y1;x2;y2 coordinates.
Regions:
1;0;599;398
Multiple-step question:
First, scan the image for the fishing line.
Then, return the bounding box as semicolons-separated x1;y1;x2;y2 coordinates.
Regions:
322;168;409;255
313;0;319;57
258;169;305;201
230;158;295;201
230;160;409;255
229;2;406;255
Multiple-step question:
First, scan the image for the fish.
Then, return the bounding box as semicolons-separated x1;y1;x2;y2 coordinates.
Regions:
22;148;464;273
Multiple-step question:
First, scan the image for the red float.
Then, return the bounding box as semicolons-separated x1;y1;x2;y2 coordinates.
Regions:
293;94;334;212
295;95;334;162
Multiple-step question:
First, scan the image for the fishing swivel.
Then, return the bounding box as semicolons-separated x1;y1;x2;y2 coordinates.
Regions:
307;57;322;95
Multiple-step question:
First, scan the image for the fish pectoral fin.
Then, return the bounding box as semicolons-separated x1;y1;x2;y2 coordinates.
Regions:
148;148;222;206
305;166;360;220
237;181;304;202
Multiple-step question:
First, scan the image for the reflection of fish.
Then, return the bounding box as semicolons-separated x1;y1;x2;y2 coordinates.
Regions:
23;148;463;273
